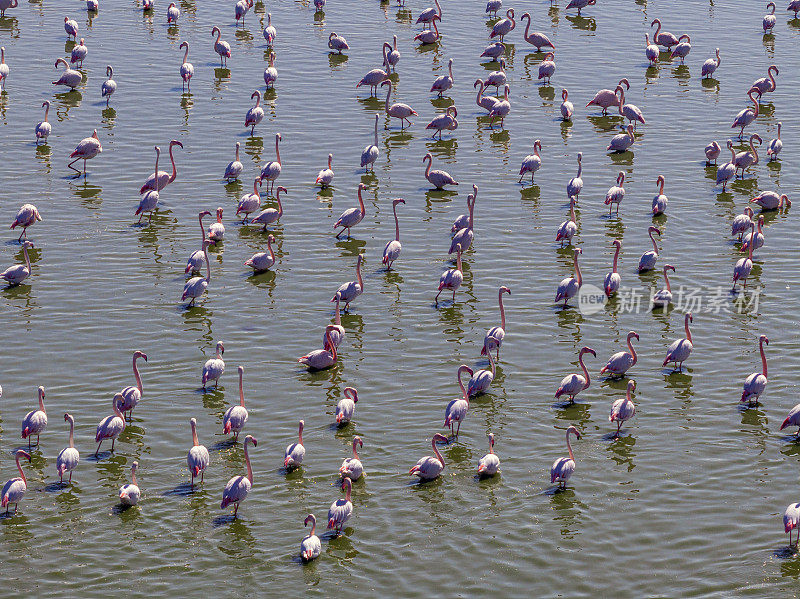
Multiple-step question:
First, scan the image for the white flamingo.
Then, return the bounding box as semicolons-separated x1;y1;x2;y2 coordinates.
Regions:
224;142;243;181
284;420;305;470
187;418;210;488
186;211;211;274
94;394;125;456
609;380;637;437
477;433;500;476
604;172;625;215
299;326;339;370
2;450;31;515
202;341;225;390
482;286;511;359
21;386;47;447
10;204;41;241
333;255;363;311
409;433;449;481
604;239;622;297
244;234;277;273
300;514;322;562
179;41;194;91
220;435;257;517
382;198;405;270
550;426;581;488
327;478;354;535
335;387;359;425
637;226;661;272
117;350;148;421
119;461;141;506
316;154;334;187
244;91;264;135
426;106;458;140
1;240;34;286
35;101;51;144
361;115;380;172
555;347;595;403
423;153;458;189
223;366;250;441
334;183;367;238
445;365;471;438
601;331;640;378
662;312;693;371
56;413;80;484
652;264;676;308
435;244;463;304
430;58;454;96
450;184;476;255
567;152;583;199
211;26;231;66
741;335;769;405
519;140;542;183
101;65;116;105
732;224;755;291
339;436;364;481
135;146;161;224
556;198;578;247
701;48;720;78
652;175;668;215
251;186;287;231
555;248;583;306
767;123;782;161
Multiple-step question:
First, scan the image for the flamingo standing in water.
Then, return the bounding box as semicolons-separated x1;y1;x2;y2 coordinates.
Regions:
567;152;583;199
651;18;679;49
186;211;211;273
284;420;305;470
426;106;458;140
234;0;253;25
382;80;417;129
1;240;34;286
705;141;721;165
179;41;194;91
35;101;52;144
780;404;800;439
444;365;472;439
140;140;182;193
731;207;754;240
224;142;243;181
734;134;762;178
519;140;542;183
652;175;668;215
638;226;661;272
604;172;625;215
11;204;41;241
435;244;463;304
601;331;640;377
335;387;359;425
119;462;141;506
333;255;363;311
382;199;405;270
167;2;180;23
551;426;581;488
64;17;78;39
334;183;367;238
482;286;511;360
556;198;578;246
21;386;47;448
423;153;458;189
451;193;474;234
608;124;636;152
741;214;765;253
316;154;334;187
538;53;555;84
245;234;277;273
763;2;777;31
263;13;277;46
251;186;287;231
415;18;441;45
615;85;645;128
361;115;380;172
52;57;82;89
520;12;554;51
264;52;278;88
716;140;737;190
789;1;800;18
430;58;454;96
206;207;225;243
467;340;497;397
732;224;755;291
299;326;339;370
752;65;778;95
477;434;500;476
784;503;800;547
324;292;345;351
645;34;659;66
701;48;721;78
409;433;449;480
490;9;515;41
135;147;161;224
604;239;622;297
70;38;87;67
481;41;505;62
767;123;782;161
245;91;264;135
2;450;31;515
750;191;791;211
182;240;211;306
485;58;506;89
652;264;676;308
300;514;322;562
117;351;147;421
486;0;502;17
260;133;282;195
223;366;249;441
56;413;80;484
187;418;209;488
560;89;574;120
555;347;595;403
732;88;760;139
450;185;476;255
328;478;353;535
94;393;125;456
211;26;231;66
383;36;400;71
609;380;637;438
586;78;629;114
101;66;116;105
475;78;498;113
220;435;257;517
489;85;511;128
68;129;102;175
663;312;693;371
417;0;442;25
741;335;769;405
340;436;364;480
670;34;691;63
566;0;596;14
356;68;389;96
555;248;583;306
202;341;225;390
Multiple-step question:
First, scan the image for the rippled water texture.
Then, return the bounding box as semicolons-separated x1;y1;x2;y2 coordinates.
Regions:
1;0;799;596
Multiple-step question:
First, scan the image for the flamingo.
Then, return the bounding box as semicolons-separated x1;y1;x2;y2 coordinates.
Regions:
431;58;454;96
741;335;769;405
179;41;194;91
752;65;778;95
486;0;502;16
245;91;264;135
604;239;622;297
732;88;760;138
263;13;276;46
187;418;209;488
605;172;625;215
234;0;253;25
314;0;325;10
567;153;583;199
361;114;380;172
70;38;87;67
734;133;762;177
780;404;800;439
202;341;225;390
482;287;511;360
435;244;463;304
475;78;498;112
328;32;349;54
601;331;640;377
716;140;737;191
566;0;596;15
652;264;676;308
316;154;334;187
556;197;578;246
467;340;497;397
701;48;721;78
382;80;417;129
519;140;543;183
299;326;339;370
417;0;442;25
220;435;257;517
142;0;153;9
732;224;755;291
555;248;583;306
490;9;515;41
784;504;800;547
119;462;141;506
450;185;476;254
444;365;472;438
481;41;505;62
1;240;34;286
763;2;777;31
645;34;659;66
409;433;449;480
334;183;367;238
767;123;782;161
211;26;231;67
790;0;800;17
670;34;691;63
182;240;211;306
555;347;595;403
167;2;180;23
414;17;441;45
382;199;405;270
260;133;282;194
731;207;755;240
608;124;635;153
284;420;305;469
101;65;116;105
550;426;581;488
1;450;30;515
35;101;51;145
64;16;78;39
520;12;554;51
94;394;125;456
741;214;765;253
609;380;637;438
663;312;693;371
117;351;148;421
251;186;287;231
423;153;458;189
264;51;278;88
426;106;458;139
56;413;80;484
21;386;47;448
485;58;507;89
651;18;679;49
324;292;345;351
586;78;629;114
383;35;400;71
245;234;277;273
207;207;225;243
652;175;668;215
224;143;243;182
332;255;363;311
186;211;211;274
477;434;500;476
538;53;555;84
451;194;474;234
10;204;41;241
339;436;364;481
705;141;721;165
638;226;661;272
486;84;510;128
87;0;98;11
356;68;389;97
135;146;161;223
300;515;322;562
750;191;791;211
140;139;182;193
335;387;359;425
328;478;353;535
560;89;574;120
615;85;645;128
68;129;102;175
52;57;82;89
223;366;249;440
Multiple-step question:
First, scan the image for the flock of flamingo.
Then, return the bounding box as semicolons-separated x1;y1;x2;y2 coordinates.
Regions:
0;0;799;561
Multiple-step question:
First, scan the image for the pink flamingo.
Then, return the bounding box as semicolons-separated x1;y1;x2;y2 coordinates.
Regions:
334;183;367;238
732;224;755;291
605;172;625;215
95;393;126;456
767;123;782;161
339;436;364;480
207;207;225;243
652;175;668;215
301;515;322;562
741;335;769;405
780;404;800;439
135;146;161;223
435;244;463;304
701;48;720;78
328;478;353;535
414;18;441;45
101;66;116;105
245;91;264;135
234;0;253;25
784;503;800;547
752;65;778;95
670;34;691;63
70;38;87;67
426;106;458;140
481;41;505;62
2;450;30;515
220;435;257;517
383;36;400;71
260;133;282;194
586;78;629;114
167;2;180;23
705;141;721;165
490;9;515;41
11;204;41;241
555;200;577;247
601;331;640;377
716;140;737;190
645;34;659;66
245;234;277;273
179;41;194;91
21;386;47;447
638;226;661;272
652;264;676;307
750;191;791;211
560;89;574;120
264;51;277;88
1;240;34;286
382;198;405;270
361;115;380;172
324;292;345;351
56;413;80;484
477;434;500;476
382;80;416;129
444;365;472;438
187;418;209;488
140;140;183;193
663;312;693;371
485;58;507;89
519;140;542;183
555;248;583;306
284;420;305;469
609;380;636;437
117;351;147;421
251;186;287;232
299;326;338;370
555;347;595;403
119;462;141;506
417;0;441;25
567;152;583;199
483;286;511;359
64;17;78;40
475;78;498;112
423;153;458;189
604;239;622;297
486;0;502;17
335;387;358;425
409;433;449;480
450;184;476;255
223;366;249;440
316;154;334;187
451;194;474;234
520;12;554;50
211;26;231;66
550;426;581;487
732;88;760;138
356;68;389;97
332;255;363;311
731;207;755;240
538;53;555;84
68;130;102;175
52;57;82;89
186;211;211;273
430;58;454;96
35;101;51;145
202;341;225;390
566;0;596;15
182;240;211;306
741;214;765;253
264;13;277;46
615;86;645;128
650;18;679;49
236;178;262;222
467;341;497;397
734;134;762;177
790;1;800;18
764;2;777;31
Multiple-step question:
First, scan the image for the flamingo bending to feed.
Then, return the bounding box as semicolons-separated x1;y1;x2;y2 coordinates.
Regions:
324;292;345;351
556;198;578;246
670;34;691;63
784;503;800;547
750;191;791;211
333;255;363;311
652;264;676;308
555;347;595;403
741;214;765;253
316;154;334;187
220;435;257;517
87;0;98;11
538;53;555;84
477;434;500;476
551;426;581;487
119;462;141;506
361;115;380;171
790;1;800;18
224;142;243;181
741;335;769;405
601;331;640;377
167;2;180;23
252;186;287;231
481;41;505;62
780;404;800;439
638;226;661;272
381;80;417;129
485;58;507;89
2;450;31;515
284;420;305;469
732;88;760;139
335;387;359;425
245;235;277;273
357;68;389;97
187;418;209;488
752;65;778;95
64;17;78;39
2;240;34;286
608;124;636;153
520;12;554;51
117;351;147;420
731;207;754;240
409;433;449;480
652;175;668;215
767;123;782;161
486;0;502;16
474;78;498;112
182;240;211;306
555;248;583;306
705;141;721;165
567;152;583;199
450;185;476;255
482;286;511;359
489;85;510;128
140;140;182;193
609;380;636;437
519;140;542;183
663;312;693;371
179;41;194;90
716;140;737;190
467;340;497;397
651;18;679;49
101;66;116;105
615;85;645;128
426;106;458;139
186;211;211;274
202;341;225;390
560;89;574;120
383;36;400;71
52;57;82;89
701;48;720;78
334;183;367;238
417;0;441;25
70;38;87;67
435;244;463;304
328;478;353;535
490;9;515;41
605;172;625;215
415;17;441;44
35;101;51;144
604;239;622;297
566;0;596;14
586;78;629;114
299;326;339;370
56;413;80;484
340;436;364;480
382;199;405;270
21;386;47;448
234;0;253;25
135;146;161;223
11;204;41;241
245;91;264;135
423;153;458;189
95;394;126;456
430;58;454;96
263;13;276;46
301;515;322;562
445;366;471;438
645;34;659;66
264;52;278;88
68;129;102;175
223;366;249;440
732;224;755;291
734;134;762;177
211;26;231;66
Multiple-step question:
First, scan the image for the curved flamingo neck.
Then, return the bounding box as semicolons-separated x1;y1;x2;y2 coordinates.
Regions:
238;371;245;407
352;439;360;460
457;366;471;399
113;400;125;422
576;158;582;178
244;441;253;483
373;117;378;145
487;348;496;377
298;423;304;445
334;297;341;326
308;516;316;536
750;137;759;163
768;67;776;91
168;144;178;184
658;177;665;195
498;290;506;329
182;45;189;64
627;334;638;365
133;354;143;393
574;253;582;286
325;330;337;361
475;80;485;106
357;187;365;216
747;225;755;260
214;28;221;43
760;339;768;377
267;237;275;263
44;103;50;121
38;388;46;412
566;430;575;461
276;190;283;217
569;201;576;223
68;418;75;448
203;243;211;282
198;212;207;241
750;92;759;117
649;230;658;253
355;258;363;290
424;155;432;177
684;316;692;343
275;135;281;165
343;479;351;501
653;20;662;39
522;13;531;39
131;465;137;486
578;352;590;389
434;0;441;17
432;438;445;470
393;203;400;242
468;191;475;229
447;60;453;79
22;243;31;273
191;420;199;446
456;249;462;273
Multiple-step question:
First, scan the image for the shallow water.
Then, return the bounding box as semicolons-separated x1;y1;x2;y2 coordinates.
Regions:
0;0;799;596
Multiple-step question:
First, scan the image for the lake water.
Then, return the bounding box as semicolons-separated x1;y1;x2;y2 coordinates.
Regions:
1;0;799;596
